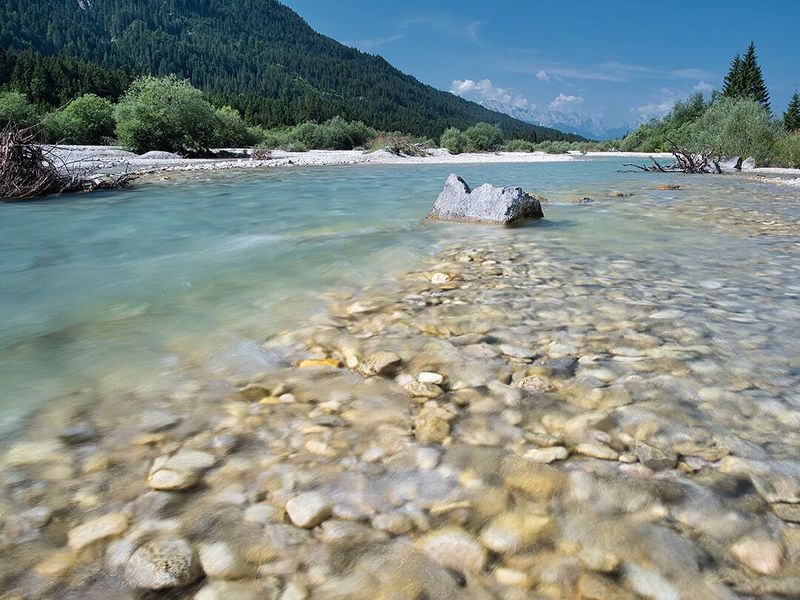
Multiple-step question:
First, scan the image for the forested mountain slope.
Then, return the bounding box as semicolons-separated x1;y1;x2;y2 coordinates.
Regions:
0;0;581;140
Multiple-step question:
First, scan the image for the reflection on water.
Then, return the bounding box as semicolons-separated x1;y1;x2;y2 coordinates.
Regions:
1;159;799;598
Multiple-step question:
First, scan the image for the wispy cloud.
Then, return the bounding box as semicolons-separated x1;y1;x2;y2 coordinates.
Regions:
549;93;584;110
350;33;403;50
693;80;714;93
501;57;715;84
450;78;533;109
398;16;486;45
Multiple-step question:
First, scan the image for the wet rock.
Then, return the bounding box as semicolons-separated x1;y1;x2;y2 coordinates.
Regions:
58;422;99;444
372;513;413;535
417;528;487;573
1;506;54;544
34;550;77;577
524;446;568;463
3;440;66;466
633;441;676;471
479;513;552;554
357;351;402;377
418;371;445;385
404;380;443;399
195;581;271;600
516;375;552;393
772;503;800;523
286;492;333;528
575;442;619;461
427;173;544;225
494;567;532;589
124;538;202;590
623;564;679;600
729;534;784;575
414;407;451;444
67;512;128;552
147;449;216;491
280;581;309;600
319;520;388;545
139;410;182;432
298;358;341;369
199;541;251;579
577;573;636;600
502;458;565;500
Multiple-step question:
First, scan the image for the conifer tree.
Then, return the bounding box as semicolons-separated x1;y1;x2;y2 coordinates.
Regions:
722;54;743;98
740;42;770;110
784;92;800;132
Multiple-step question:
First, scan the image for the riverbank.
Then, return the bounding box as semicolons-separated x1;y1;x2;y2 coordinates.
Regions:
1;164;799;598
49;145;800;185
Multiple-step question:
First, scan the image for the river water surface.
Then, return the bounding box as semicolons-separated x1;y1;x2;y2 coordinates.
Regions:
1;159;799;598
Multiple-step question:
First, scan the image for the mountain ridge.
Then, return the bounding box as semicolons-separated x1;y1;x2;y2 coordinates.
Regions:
0;0;582;141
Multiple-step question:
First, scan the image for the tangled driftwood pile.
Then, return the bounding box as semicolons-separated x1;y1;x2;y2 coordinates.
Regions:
0;126;138;200
624;138;725;174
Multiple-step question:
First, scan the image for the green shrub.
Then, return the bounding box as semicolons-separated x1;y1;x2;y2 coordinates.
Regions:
545;141;572;154
42;94;115;144
770;131;800;168
463;122;504;152
244;125;268;146
440;127;466;154
214;105;249;147
0;91;38;129
115;75;218;153
689;97;775;164
503;138;536;152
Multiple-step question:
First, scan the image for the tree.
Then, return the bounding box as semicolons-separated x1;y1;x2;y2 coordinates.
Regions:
440;127;466;154
0;91;38;129
784;92;800;132
722;54;743;98
740;42;770;110
724;43;770;110
213;105;248;147
689;97;775;164
44;93;116;144
114;75;218;153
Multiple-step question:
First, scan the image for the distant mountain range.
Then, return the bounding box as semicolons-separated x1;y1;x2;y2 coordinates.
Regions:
0;0;582;141
479;98;631;140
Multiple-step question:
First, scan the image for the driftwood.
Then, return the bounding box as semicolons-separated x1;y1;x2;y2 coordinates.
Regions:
623;138;723;174
0;125;138;201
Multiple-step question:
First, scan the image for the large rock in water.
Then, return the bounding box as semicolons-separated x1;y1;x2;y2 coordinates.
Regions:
427;174;544;225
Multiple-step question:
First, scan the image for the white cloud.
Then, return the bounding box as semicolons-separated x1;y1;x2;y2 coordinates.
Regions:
351;33;403;50
633;97;676;120
450;78;533;109
693;80;714;93
549;93;584;110
536;70;550;81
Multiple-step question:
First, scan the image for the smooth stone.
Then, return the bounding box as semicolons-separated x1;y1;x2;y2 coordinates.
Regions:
147;468;200;491
417;528;487;573
404;380;443;399
479;513;552;554
516;376;552;393
298;358;341;369
524;446;568;463
67;512;129;552
623;564;679;600
195;581;272;600
1;507;54;543
372;513;413;535
494;567;532;589
3;440;66;466
415;447;441;470
124;538;202;590
577;573;636;600
286;492;333;528
139;410;182;432
729;534;784;575
34;550;77;576
58;422;99;444
414;407;451;444
575;442;619;461
280;582;309;600
418;371;445;385
199;541;251;579
356;351;402;376
773;503;800;523
633;441;676;471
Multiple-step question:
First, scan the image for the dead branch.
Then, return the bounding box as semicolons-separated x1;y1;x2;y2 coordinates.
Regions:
623;138;726;175
1;125;138;201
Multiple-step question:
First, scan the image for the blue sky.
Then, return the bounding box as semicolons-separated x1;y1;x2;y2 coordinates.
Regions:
282;0;798;129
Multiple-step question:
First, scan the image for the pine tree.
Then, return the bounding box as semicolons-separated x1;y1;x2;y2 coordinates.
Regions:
740;42;770;110
722;54;743;98
785;92;800;131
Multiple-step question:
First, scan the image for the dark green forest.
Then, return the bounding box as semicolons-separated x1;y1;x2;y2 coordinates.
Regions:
0;0;580;142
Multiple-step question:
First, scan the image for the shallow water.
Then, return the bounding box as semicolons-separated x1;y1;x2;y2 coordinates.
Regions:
1;159;800;598
0;158;740;438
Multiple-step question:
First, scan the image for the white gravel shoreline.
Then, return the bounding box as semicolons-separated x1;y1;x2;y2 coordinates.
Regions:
50;145;800;181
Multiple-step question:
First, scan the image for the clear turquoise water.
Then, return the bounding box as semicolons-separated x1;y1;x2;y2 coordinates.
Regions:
1;158;798;439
